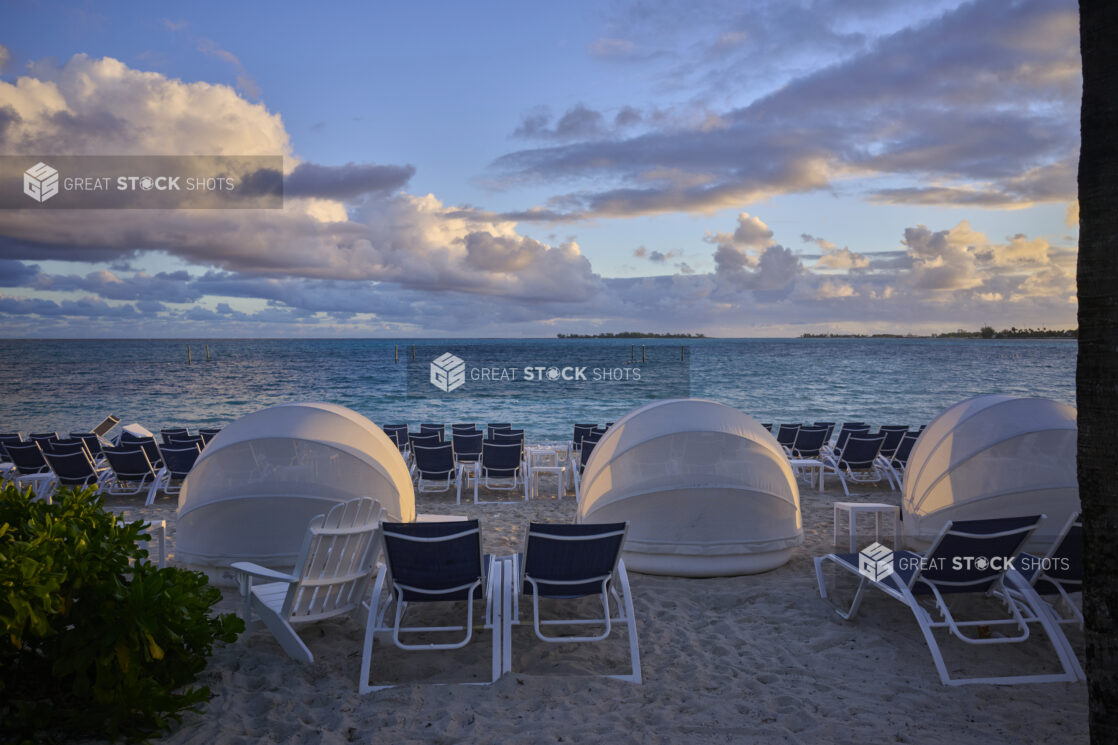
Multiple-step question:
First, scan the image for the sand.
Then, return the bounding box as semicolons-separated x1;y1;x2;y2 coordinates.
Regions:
104;475;1088;745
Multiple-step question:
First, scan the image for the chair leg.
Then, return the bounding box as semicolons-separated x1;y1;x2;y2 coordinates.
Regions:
359;566;390;694
609;559;642;684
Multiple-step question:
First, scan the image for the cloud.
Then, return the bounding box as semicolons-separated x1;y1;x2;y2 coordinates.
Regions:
0;54;290;157
490;0;1079;218
284;161;415;201
1065;200;1079;227
589;38;637;59
197;38;261;99
633;246;676;263
0;54;600;304
0;49;1079;338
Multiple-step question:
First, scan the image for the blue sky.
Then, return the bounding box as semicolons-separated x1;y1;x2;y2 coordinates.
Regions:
0;0;1081;336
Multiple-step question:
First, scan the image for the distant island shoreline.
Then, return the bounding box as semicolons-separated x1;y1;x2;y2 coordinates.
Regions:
557;332;707;339
800;326;1077;339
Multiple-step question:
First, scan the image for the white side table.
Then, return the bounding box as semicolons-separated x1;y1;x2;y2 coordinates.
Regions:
525;447;567;499
833;502;900;552
789;458;824;492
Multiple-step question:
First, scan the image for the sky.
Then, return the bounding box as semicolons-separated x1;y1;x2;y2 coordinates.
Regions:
0;0;1081;337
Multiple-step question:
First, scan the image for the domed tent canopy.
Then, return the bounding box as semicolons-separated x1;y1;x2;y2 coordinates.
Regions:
577;399;802;577
178;402;414;575
902;395;1078;550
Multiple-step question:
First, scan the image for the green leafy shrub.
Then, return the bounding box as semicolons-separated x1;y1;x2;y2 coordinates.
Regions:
0;484;243;743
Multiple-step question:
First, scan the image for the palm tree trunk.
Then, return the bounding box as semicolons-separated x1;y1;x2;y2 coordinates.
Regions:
1078;2;1118;742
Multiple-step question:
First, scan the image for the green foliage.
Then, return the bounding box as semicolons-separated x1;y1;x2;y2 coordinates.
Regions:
0;484;243;744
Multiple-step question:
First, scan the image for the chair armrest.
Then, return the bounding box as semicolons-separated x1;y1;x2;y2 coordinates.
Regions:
231;561;297;584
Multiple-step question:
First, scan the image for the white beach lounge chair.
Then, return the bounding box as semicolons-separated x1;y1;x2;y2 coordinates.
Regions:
232;497;383;664
814;514;1080;685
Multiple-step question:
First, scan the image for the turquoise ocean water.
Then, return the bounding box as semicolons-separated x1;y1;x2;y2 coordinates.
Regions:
0;338;1076;440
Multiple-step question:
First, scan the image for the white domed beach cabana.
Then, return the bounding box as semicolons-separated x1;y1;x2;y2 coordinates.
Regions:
577;399;803;577
178;402;414;577
902;395;1078;550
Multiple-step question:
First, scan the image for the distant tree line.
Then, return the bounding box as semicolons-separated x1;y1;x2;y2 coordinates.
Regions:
800;327;1077;339
557;331;707;339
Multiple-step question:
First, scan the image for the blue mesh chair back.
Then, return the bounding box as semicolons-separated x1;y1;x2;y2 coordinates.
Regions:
493;430;524;446
125;436;164;468
160;428;189;446
161;444;202;480
43;449;100;487
452;432;483;462
573;424;597;448
775;424;800;448
0;433;24;462
382;425;409;449
419;424;445;442
381;520;484;602
837;434;885;470
791;427;828;458
103;446;158;483
169;433;205;446
578;437;598;474
813;422;836;441
481;441;522;479
834;424;871;453
523;522;627;597
903;516;1043;595
1014;513;1083;596
877;427;909;457
408;433;440;449
48;438;94;462
198;428;223;445
487;424;513;440
413;443;455;482
451;423;479;434
6;443;49;475
29;432;59;447
759;423;773;433
891;432;919;468
70;432;105;459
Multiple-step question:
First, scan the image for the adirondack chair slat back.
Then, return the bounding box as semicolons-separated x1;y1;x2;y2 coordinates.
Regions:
283;498;383;621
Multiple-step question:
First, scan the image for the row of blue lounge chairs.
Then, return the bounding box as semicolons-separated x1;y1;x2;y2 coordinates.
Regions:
762;421;924;495
0;426;222;504
382;422;613;504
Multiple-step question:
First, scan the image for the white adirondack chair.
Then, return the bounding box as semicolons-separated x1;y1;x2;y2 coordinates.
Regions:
232;497;383;663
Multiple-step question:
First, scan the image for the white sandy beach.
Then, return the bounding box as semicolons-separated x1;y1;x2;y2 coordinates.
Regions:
103;477;1088;745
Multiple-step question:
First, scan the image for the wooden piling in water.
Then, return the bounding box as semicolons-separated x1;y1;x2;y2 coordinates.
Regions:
395;345;398;364
206;345;211;362
412;345;416;361
187;346;191;365
642;345;646;362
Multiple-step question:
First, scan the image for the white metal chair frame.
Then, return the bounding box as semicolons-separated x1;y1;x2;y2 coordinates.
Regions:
502;524;641;684
814;516;1081;686
360;523;503;693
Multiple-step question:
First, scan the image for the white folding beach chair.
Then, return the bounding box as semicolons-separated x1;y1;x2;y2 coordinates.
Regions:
814;514;1080;685
232;497;383;664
